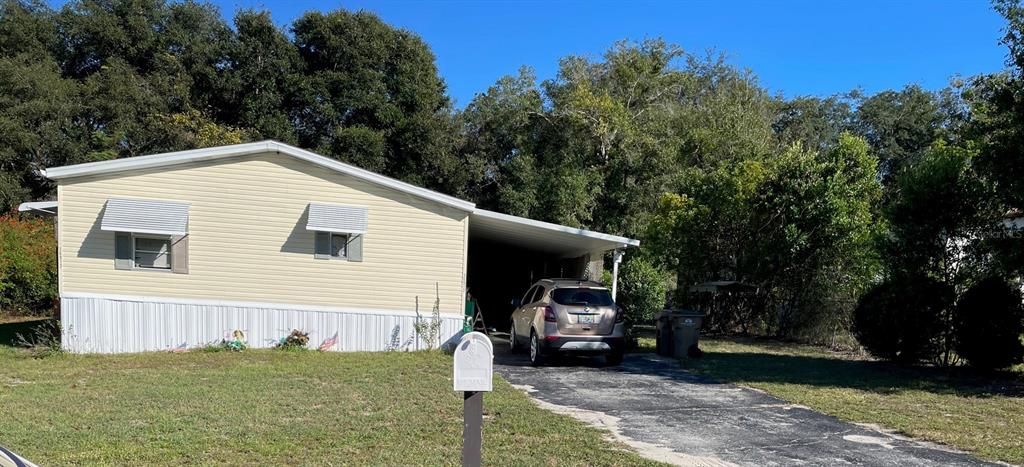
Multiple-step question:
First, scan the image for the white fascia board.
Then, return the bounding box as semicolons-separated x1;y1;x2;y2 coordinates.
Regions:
471;208;640;248
41;141;476;212
43;141;275;179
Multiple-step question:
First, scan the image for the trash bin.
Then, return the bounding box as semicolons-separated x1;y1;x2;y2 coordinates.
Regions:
654;310;674;357
668;310;704;358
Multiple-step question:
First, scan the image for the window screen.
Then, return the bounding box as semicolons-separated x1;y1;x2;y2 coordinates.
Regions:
134;236;171;270
330;233;349;258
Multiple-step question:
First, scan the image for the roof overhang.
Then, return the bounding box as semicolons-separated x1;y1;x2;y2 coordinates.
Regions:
469;209;639;257
18;201;58;215
41;141;475;212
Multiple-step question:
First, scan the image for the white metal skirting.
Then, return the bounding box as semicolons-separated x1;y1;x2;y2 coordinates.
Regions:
60;294;464;354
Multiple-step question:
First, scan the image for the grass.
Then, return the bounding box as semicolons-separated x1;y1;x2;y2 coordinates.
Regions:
664;337;1024;465
0;347;660;466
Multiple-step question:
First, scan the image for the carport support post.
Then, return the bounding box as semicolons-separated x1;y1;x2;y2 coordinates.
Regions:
611;249;624;301
463;390;483;467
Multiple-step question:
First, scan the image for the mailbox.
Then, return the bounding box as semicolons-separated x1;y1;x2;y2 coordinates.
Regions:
453;331;493;392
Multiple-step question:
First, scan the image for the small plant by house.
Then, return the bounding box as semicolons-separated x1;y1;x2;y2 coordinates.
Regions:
411;283;444;350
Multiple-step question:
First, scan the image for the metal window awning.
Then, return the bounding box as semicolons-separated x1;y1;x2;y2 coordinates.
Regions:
306;203;368;234
101;198;190;236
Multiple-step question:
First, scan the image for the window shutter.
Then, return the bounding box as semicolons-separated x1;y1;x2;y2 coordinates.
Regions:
347;234;363;262
171;235;189;274
114;232;133;270
314;231;331;259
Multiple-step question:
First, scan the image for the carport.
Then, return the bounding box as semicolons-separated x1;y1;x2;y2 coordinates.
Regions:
467;209;639;330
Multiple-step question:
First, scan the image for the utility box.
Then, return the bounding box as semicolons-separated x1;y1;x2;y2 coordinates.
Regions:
655;310;704;358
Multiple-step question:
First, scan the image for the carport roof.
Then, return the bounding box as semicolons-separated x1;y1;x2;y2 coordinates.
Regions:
469;209;639;256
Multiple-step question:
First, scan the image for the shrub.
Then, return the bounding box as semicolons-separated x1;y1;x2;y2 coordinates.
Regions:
853;274;952;363
276;329;310;350
0;215;57;315
954;277;1024;370
617;257;668;327
13;319;64;358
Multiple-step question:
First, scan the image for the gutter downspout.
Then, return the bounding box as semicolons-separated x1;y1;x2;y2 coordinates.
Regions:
611;248;625;301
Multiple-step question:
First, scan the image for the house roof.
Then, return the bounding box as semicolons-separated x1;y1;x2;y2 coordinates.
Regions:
39;141;639;252
42;140;476;212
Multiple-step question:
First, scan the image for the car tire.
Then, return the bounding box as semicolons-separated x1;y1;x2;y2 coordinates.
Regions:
529;331;546;367
606;349;624;366
509;324;518;352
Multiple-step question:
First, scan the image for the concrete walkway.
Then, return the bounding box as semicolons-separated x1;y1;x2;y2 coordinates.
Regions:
490;334;996;467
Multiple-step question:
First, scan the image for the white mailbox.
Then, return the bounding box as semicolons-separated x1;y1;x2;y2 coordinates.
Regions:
453;331;494;392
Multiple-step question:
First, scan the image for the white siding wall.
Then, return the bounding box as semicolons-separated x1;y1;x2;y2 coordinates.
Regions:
61;294;464;353
58;152;468;314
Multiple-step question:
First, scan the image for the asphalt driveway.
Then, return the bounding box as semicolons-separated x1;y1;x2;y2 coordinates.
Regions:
490;334;995;467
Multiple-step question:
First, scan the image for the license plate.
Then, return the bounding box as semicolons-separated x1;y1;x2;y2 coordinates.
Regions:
578;314;598;324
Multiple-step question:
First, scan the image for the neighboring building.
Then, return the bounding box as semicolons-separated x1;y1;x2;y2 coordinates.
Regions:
25;141;637;353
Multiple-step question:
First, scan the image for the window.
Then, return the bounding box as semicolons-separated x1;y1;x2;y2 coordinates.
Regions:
551;288;614;306
330;233;349;258
530;286;546;304
314;231;363;261
521;286;537;305
133;235;172;270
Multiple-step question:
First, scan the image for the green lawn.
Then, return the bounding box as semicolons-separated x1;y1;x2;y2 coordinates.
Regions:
668;337;1024;465
0;347;661;466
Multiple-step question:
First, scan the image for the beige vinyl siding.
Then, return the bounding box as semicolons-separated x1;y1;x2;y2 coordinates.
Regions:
58;152;469;314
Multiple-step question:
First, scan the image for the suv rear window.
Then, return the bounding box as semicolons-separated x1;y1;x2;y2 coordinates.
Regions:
551;288;614;306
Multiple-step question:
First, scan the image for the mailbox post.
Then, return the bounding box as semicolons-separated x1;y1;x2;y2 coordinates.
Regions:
453;332;493;467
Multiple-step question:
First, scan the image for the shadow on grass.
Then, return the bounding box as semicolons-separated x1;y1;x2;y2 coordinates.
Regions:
0;317;54;347
496;329;1024;400
683;349;1024;399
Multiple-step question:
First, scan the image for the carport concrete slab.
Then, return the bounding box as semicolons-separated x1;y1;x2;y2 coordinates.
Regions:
491;335;996;467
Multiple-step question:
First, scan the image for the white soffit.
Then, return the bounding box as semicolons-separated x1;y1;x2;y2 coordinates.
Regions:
101;198;190;236
306;203;368;234
41;141;475;212
469;209;639;256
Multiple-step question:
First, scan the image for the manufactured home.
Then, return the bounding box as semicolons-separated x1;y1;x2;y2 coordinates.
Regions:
24;141;637;353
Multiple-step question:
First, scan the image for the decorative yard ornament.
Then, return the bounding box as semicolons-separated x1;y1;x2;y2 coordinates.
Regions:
453;332;493;467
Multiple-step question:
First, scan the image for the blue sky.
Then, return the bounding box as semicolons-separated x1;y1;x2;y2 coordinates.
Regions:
217;1;1007;107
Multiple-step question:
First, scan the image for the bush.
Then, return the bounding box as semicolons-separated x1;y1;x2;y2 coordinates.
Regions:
955;277;1024;370
853;274;952;363
0;215;57;315
617;257;668;326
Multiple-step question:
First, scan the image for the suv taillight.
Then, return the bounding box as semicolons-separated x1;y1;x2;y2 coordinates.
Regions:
615;307;624;323
543;306;557;323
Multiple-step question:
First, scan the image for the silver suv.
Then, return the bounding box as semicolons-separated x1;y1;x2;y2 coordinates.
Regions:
509;279;625;366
